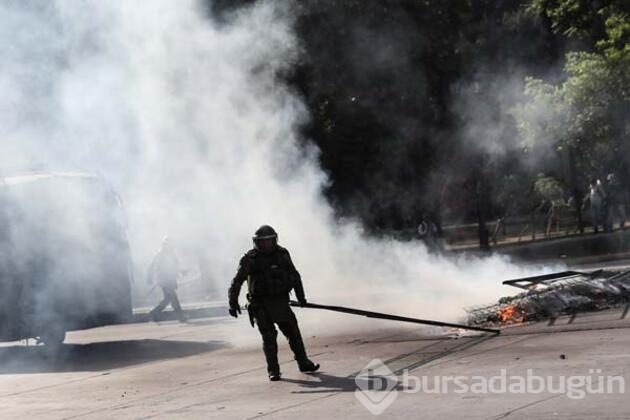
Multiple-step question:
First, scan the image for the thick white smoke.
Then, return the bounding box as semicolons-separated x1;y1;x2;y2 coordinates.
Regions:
0;0;545;322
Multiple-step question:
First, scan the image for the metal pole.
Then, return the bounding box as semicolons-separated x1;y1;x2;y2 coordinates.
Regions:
289;301;500;334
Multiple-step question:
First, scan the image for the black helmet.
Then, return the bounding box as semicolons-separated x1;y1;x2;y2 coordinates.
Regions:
253;225;278;252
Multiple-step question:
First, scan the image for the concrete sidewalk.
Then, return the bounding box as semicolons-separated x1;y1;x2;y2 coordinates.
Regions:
452;229;630;265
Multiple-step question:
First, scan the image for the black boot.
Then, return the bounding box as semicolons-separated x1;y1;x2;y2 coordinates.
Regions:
149;310;160;322
298;359;320;373
269;371;282;381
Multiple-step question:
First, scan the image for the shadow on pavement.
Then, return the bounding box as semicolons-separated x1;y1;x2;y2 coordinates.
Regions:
0;339;227;374
283;372;407;394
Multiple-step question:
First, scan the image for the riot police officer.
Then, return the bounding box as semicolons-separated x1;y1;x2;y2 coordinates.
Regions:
228;225;319;381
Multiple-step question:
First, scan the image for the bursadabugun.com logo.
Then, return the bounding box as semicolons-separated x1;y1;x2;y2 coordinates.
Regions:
354;359;399;415
355;359;625;415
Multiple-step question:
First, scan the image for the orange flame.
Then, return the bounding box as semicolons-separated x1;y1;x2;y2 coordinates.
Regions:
498;304;525;324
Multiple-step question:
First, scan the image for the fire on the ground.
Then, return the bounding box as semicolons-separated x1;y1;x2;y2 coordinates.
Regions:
467;270;630;327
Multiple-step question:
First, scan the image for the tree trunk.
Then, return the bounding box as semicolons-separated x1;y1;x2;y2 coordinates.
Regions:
567;146;584;233
476;163;491;251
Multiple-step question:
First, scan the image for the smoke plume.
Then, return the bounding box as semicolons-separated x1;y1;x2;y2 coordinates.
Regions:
0;0;546;324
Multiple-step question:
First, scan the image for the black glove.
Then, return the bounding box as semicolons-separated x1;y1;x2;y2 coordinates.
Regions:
229;307;241;318
298;298;307;307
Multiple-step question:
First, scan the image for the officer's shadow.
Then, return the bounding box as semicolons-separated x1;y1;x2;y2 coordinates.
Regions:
283;372;407;394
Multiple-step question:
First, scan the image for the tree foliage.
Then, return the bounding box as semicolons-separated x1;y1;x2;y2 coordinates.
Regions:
514;2;629;181
211;0;629;231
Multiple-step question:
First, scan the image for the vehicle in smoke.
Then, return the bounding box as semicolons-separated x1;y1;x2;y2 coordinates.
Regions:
0;172;133;347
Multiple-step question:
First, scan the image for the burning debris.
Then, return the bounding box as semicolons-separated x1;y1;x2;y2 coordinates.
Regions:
467;270;630;327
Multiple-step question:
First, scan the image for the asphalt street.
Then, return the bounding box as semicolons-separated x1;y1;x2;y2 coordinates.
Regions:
2;301;630;419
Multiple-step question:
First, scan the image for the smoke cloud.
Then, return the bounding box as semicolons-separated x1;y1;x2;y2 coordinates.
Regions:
0;0;546;327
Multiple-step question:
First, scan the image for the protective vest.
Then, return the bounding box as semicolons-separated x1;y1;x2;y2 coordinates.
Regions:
246;249;295;299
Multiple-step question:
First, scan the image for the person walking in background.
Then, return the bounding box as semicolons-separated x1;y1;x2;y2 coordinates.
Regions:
417;210;443;252
583;177;607;234
147;236;187;322
605;173;627;230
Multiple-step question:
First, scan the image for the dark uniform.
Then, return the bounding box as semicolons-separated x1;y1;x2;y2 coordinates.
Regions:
228;225;319;381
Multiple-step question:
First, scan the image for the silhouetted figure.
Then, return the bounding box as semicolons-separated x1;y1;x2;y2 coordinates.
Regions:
417;210;443;252
605;173;626;230
583;177;607;233
228;225;319;381
147;237;187;322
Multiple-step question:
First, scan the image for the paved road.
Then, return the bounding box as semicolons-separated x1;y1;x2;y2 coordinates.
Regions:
2;305;630;419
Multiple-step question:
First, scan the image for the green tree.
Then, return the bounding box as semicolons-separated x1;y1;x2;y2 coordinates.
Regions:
514;4;629;175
